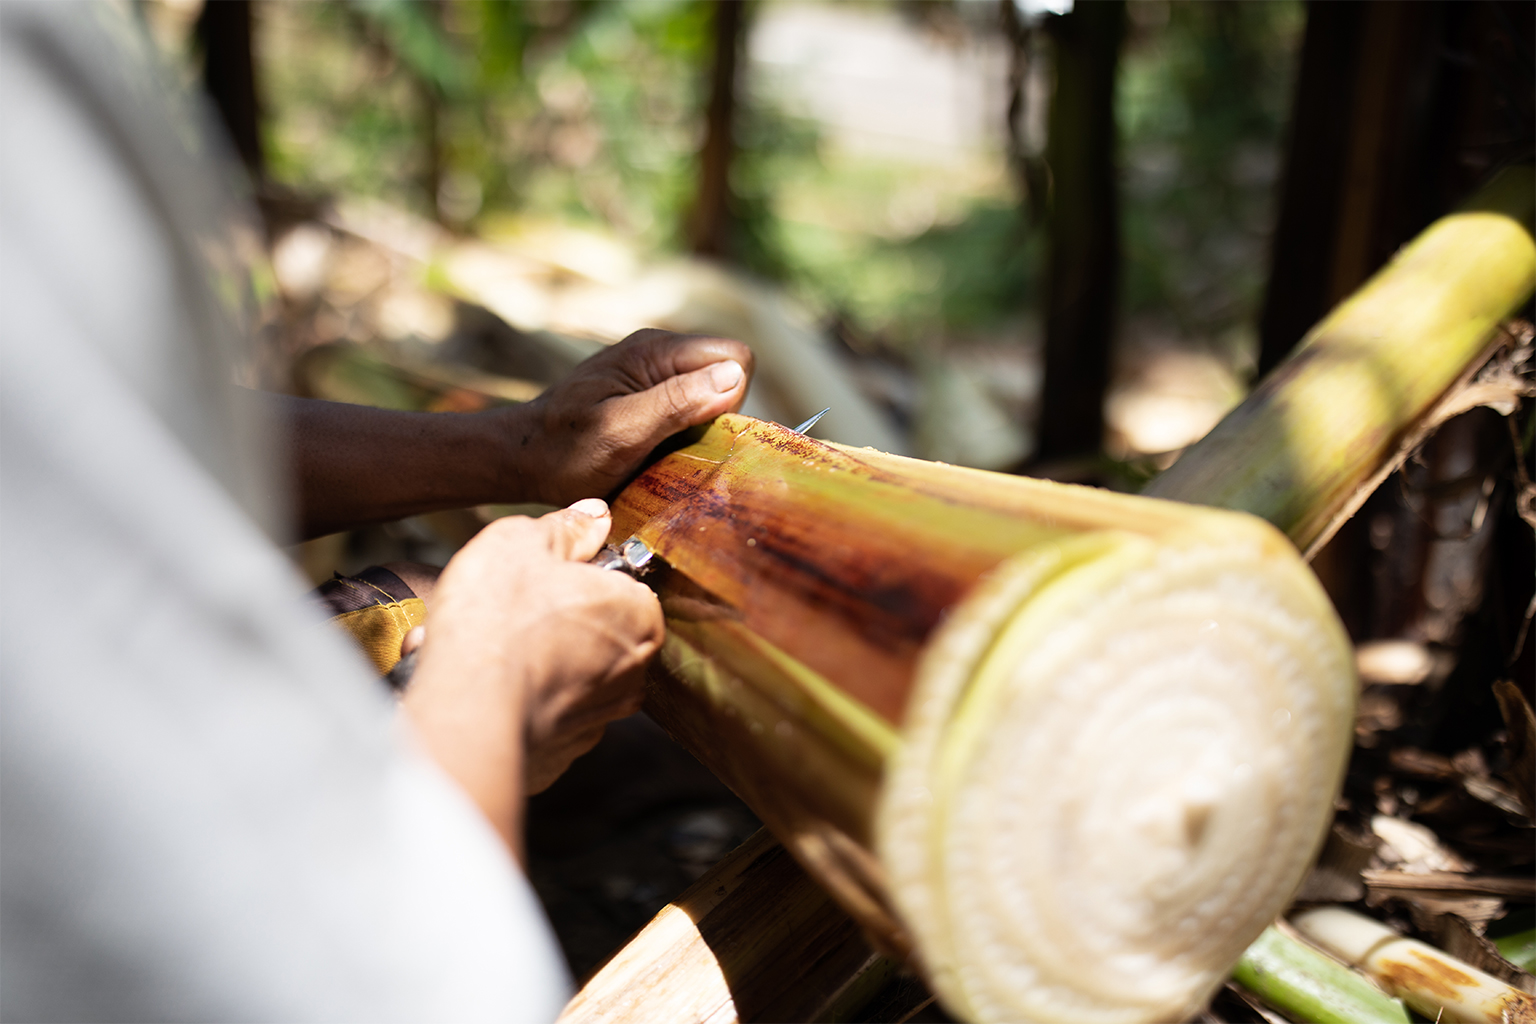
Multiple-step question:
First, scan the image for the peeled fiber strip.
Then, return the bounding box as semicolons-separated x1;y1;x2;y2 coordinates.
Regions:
1292;907;1536;1024
879;521;1355;1024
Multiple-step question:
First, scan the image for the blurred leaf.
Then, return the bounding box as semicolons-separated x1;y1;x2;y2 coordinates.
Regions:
1119;0;1304;353
348;0;470;99
474;0;528;86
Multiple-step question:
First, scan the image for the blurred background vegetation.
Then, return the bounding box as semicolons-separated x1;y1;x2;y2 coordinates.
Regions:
136;0;1534;648
138;0;1308;477
134;0;1533;626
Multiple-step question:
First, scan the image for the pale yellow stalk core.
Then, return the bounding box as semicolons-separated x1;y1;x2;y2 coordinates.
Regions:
879;520;1355;1024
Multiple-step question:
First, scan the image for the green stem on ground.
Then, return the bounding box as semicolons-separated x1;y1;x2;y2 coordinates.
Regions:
1232;926;1410;1024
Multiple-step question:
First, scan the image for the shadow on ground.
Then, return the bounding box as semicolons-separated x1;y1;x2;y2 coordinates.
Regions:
526;712;762;979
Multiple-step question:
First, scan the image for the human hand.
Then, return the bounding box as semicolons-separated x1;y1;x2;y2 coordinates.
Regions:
516;329;753;506
400;499;664;853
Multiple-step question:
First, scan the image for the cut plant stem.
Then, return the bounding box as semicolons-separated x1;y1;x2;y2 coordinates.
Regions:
1146;164;1536;557
1292;907;1536;1024
615;413;1356;1023
1232;925;1410;1024
609;167;1536;1024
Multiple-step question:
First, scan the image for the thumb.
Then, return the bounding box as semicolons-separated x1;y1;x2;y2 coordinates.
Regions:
607;359;747;452
539;498;614;562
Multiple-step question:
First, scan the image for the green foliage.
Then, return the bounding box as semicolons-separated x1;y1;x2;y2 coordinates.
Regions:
722;91;824;281
261;0;714;232
737;0;1302;355
258;0;1029;344
256;0;1304;362
1118;0;1305;365
472;0;529;88
767;196;1036;348
539;0;711;239
261;2;422;206
906;203;1038;331
351;0;471;100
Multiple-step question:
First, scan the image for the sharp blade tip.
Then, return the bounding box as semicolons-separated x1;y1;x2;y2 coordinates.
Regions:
791;408;831;434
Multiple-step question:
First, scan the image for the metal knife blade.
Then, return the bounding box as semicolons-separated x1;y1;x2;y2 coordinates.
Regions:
790;407;831;435
388;537;659;692
588;535;656;577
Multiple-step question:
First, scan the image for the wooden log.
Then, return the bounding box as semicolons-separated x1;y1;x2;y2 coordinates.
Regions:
596;167;1536;1024
556;829;900;1024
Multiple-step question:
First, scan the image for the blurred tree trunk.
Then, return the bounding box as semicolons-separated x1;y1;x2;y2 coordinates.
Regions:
195;0;263;180
999;0;1048;227
690;0;745;260
421;79;443;223
419;0;448;225
1258;0;1535;641
1035;0;1124;464
1253;1;1362;377
1259;0;1536;374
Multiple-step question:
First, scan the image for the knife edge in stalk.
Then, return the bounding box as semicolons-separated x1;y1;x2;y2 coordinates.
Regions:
389;537;658;691
589;535;655;576
791;408;831;435
393;412;830;691
593;410;830;583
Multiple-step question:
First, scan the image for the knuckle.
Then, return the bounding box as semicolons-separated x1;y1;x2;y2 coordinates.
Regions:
732;342;756;375
619;327;668;347
593;403;634;450
477;515;535;548
659;374;695;422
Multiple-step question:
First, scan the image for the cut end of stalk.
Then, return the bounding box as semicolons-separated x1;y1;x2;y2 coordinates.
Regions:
877;520;1357;1024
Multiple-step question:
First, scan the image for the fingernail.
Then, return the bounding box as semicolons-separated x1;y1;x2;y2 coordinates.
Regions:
568;497;610;518
709;360;744;392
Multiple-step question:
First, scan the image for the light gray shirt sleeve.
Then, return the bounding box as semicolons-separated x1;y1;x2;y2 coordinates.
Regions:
0;4;570;1020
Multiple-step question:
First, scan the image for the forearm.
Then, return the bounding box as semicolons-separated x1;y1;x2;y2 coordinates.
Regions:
402;643;528;861
266;329;752;538
394;505;650;863
267;393;538;539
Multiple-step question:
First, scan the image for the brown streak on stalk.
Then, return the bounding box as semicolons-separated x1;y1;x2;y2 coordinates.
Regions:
640;476;969;722
752;535;955;641
618;414;1250;723
1377;950;1476;1002
615;415;1048;722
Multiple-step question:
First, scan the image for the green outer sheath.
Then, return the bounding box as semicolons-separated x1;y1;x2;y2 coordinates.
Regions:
1233;927;1410;1024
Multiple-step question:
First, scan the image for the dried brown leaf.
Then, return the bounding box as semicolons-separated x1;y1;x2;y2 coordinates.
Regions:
1493;680;1536;821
